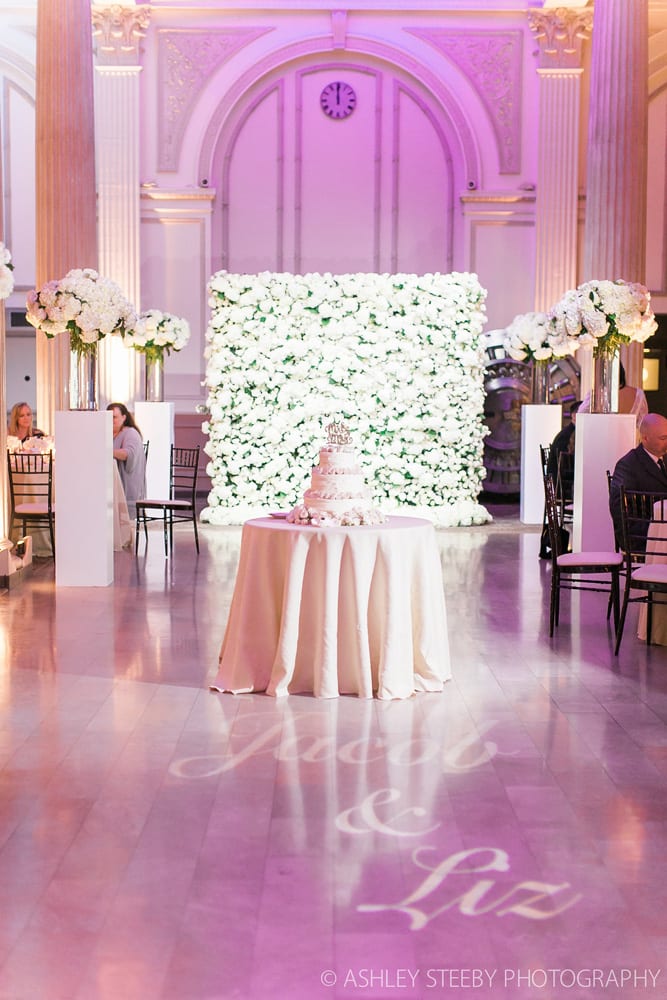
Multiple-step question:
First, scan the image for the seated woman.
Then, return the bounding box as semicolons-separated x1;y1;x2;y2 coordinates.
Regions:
107;402;146;516
7;402;44;443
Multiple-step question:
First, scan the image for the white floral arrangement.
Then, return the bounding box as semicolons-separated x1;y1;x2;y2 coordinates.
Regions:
0;241;14;300
549;279;657;358
202;270;491;527
503;310;578;363
25;267;136;355
123;308;191;362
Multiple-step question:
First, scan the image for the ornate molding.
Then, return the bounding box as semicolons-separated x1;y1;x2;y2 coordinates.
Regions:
158;28;273;172
407;29;522;174
528;8;593;70
91;5;151;66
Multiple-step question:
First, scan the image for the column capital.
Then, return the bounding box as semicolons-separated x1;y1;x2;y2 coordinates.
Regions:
92;4;151;66
528;7;593;70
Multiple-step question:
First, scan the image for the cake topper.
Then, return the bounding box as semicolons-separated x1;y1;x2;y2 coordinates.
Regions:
326;420;352;445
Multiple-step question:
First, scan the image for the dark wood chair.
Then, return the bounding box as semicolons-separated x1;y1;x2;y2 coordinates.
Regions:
543;472;622;637
135;445;200;556
7;450;56;557
614;488;667;654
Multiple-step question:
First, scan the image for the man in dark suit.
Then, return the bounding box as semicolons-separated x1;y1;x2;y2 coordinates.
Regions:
609;413;667;547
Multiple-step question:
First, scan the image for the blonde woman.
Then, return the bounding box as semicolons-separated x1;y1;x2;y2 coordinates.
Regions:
7;402;44;443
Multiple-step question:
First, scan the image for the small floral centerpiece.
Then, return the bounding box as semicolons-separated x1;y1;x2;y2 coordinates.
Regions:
503;310;578;404
25;267;136;410
25;267;136;355
0;241;14;300
123;308;191;361
123;309;191;402
549;279;657;358
503;310;578;363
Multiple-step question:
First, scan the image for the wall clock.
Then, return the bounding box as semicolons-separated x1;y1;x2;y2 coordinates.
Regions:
320;81;356;119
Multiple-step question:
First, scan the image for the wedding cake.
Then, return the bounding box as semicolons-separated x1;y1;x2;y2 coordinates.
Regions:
287;422;386;526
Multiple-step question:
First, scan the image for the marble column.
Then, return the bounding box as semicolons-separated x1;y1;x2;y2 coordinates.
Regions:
529;8;592;313
582;0;649;389
92;4;151;408
35;0;98;432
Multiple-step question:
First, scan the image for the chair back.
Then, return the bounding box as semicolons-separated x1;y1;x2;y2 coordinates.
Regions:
170;445;200;501
7;450;54;510
543;473;569;560
619;488;667;561
143;440;150;461
539;444;550;477
556;450;575;506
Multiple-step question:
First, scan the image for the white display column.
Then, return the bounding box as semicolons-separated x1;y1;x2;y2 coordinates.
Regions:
520;404;563;524
135;401;174;499
573;413;636;552
528;8;592;312
55;411;114;586
93;5;151;408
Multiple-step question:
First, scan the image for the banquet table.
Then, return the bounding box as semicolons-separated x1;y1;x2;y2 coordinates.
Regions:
211;515;451;699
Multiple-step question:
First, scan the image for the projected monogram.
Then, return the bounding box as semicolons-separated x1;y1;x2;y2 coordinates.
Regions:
169;715;581;926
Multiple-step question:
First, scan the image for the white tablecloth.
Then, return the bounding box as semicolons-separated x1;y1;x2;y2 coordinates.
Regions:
211;515;451;699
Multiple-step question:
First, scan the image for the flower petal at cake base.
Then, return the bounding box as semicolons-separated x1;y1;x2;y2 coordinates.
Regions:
287;421;386;527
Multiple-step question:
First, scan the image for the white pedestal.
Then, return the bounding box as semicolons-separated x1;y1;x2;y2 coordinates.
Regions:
135;401;174;499
573;413;636;551
520;404;563;524
55;410;114;587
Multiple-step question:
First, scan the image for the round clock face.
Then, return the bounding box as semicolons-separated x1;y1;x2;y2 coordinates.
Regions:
320;81;356;119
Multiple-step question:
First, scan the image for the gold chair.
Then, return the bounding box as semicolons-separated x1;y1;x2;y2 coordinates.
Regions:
7;450;56;557
543;472;622;637
135;445;200;556
614;488;667;654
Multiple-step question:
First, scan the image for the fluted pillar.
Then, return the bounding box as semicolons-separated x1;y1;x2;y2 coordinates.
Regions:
582;0;649;389
35;0;98;433
529;8;592;311
93;4;150;407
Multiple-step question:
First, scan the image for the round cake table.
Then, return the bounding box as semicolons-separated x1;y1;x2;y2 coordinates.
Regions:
211;515;451;699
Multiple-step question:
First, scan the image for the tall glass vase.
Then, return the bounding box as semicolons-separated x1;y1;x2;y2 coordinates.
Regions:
531;358;550;404
591;350;619;414
144;354;164;402
69;343;98;410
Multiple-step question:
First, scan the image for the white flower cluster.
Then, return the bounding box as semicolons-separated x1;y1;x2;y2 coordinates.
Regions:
549;279;657;357
201;270;491;527
123;308;191;359
0;241;14;300
503;311;577;363
26;268;136;348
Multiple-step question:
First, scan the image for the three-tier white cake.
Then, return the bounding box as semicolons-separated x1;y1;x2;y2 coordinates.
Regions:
287;422;385;526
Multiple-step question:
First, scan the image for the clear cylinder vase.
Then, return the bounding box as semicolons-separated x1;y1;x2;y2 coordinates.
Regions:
531;358;550;404
144;355;164;402
69;344;98;411
591;351;619;414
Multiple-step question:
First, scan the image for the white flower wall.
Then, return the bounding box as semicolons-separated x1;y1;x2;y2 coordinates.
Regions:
202;270;491;527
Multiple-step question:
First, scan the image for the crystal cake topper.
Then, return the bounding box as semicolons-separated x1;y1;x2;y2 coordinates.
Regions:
326;420;352;445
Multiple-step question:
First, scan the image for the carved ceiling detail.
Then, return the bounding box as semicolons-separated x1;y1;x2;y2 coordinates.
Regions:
92;5;151;66
528;8;593;69
158;28;273;171
407;29;523;174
